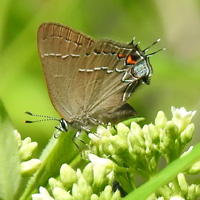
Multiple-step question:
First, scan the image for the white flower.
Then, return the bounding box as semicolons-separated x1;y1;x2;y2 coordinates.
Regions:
170;195;185;200
181;146;193;157
20;159;41;176
171;106;196;132
32;187;54;200
88;154;114;169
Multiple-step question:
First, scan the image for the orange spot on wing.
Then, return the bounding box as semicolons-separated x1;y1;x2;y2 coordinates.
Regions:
118;53;125;58
127;55;136;64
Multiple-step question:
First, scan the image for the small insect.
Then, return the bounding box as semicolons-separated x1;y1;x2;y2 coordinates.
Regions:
25;22;164;142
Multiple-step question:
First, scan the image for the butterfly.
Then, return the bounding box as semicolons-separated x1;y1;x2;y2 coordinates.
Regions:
28;22;161;134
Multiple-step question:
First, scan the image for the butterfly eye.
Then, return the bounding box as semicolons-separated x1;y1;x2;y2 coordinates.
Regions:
59;118;68;132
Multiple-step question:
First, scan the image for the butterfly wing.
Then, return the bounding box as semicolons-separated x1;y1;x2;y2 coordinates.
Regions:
38;23;144;127
37;23;95;122
71;40;139;124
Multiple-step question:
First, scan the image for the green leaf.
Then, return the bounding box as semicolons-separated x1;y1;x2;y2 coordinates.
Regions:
20;129;86;200
0;100;21;200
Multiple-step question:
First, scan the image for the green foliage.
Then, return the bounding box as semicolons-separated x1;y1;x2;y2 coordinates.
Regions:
0;100;21;200
1;100;200;199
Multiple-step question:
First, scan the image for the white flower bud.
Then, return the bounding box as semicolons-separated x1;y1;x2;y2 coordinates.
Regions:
32;187;54;200
20;159;41;177
171;106;196;132
60;164;77;189
155;111;167;129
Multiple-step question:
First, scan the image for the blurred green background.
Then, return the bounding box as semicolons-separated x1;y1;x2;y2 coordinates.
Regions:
0;0;200;151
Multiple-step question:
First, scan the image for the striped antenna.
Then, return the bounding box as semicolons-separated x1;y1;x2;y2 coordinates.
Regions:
24;111;60;123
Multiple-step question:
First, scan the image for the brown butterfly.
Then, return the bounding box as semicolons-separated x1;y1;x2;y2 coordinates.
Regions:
27;22;162;134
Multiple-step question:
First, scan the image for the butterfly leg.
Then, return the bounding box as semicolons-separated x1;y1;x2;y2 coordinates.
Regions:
72;131;90;150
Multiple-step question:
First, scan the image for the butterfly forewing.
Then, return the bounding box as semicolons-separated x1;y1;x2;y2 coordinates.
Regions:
38;23;95;121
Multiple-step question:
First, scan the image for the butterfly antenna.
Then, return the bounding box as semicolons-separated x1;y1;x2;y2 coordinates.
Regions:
24;111;59;123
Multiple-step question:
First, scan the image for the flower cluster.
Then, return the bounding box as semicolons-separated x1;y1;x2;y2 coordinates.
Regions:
87;106;197;198
88;107;196;175
14;130;41;177
31;107;199;200
147;172;200;200
32;155;120;200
